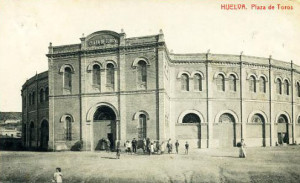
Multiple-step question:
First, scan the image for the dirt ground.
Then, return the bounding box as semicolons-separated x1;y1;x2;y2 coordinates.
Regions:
1;146;300;183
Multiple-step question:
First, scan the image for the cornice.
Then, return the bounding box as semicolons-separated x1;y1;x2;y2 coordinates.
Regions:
49;89;165;98
47;42;163;59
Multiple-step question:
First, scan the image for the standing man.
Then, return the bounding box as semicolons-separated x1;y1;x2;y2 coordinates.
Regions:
146;138;150;154
132;138;137;154
185;141;189;155
175;140;179;154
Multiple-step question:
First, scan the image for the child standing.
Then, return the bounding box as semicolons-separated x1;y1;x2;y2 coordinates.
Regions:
185;141;189;155
150;142;154;155
53;167;63;183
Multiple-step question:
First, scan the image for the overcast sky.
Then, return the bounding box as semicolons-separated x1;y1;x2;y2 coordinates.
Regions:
0;0;299;112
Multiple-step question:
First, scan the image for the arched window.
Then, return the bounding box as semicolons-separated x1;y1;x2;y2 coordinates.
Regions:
29;122;34;147
137;61;147;89
45;87;49;101
297;82;300;97
39;89;44;103
249;76;256;92
276;78;282;94
40;120;49;149
251;114;265;123
216;74;225;91
23;124;26;144
182;113;201;123
23;96;26;108
194;74;202;91
181;74;189;91
138;114;147;140
106;63;115;89
219;113;235;123
64;67;72;90
65;116;72;141
29;93;32;105
277;115;288;123
284;80;289;95
259;77;266;93
92;64;101;86
228;74;236;92
32;91;35;105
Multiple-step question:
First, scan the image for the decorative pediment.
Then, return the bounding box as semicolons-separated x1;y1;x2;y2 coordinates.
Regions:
85;31;120;48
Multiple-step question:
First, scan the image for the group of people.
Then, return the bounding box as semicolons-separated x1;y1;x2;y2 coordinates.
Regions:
174;140;190;155
121;138;246;158
51;139;246;182
104;137;246;160
122;138;190;156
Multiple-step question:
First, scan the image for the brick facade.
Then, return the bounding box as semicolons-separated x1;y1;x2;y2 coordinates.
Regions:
22;30;300;151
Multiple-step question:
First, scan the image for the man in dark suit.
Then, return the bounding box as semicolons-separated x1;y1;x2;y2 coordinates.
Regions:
132;138;137;153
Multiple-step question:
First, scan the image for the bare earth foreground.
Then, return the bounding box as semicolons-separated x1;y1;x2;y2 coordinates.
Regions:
1;146;300;183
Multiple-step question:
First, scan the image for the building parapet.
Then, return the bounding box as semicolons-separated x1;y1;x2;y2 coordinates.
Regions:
125;35;159;46
169;53;295;71
52;44;81;54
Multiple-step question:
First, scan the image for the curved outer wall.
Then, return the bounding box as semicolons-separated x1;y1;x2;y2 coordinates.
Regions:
21;71;49;149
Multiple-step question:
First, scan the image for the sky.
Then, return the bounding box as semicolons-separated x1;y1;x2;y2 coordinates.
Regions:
0;0;300;112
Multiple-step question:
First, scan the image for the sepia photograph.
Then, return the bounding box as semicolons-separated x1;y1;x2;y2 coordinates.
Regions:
0;0;300;182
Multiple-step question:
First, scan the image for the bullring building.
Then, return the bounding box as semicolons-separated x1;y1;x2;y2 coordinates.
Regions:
21;30;300;151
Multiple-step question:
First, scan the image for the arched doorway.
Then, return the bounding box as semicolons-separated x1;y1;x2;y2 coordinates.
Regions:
29;122;34;148
176;111;202;148
183;113;201;147
40;120;49;150
23;124;27;146
218;113;236;148
251;114;266;146
277;114;289;144
93;106;117;150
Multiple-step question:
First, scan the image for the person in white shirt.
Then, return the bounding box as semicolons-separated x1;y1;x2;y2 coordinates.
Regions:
53;167;63;183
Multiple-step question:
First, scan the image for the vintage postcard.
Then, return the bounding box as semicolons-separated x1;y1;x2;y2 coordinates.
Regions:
0;0;300;182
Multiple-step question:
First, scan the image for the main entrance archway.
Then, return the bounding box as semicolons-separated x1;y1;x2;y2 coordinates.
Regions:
93;105;117;151
40;120;49;150
176;110;204;148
